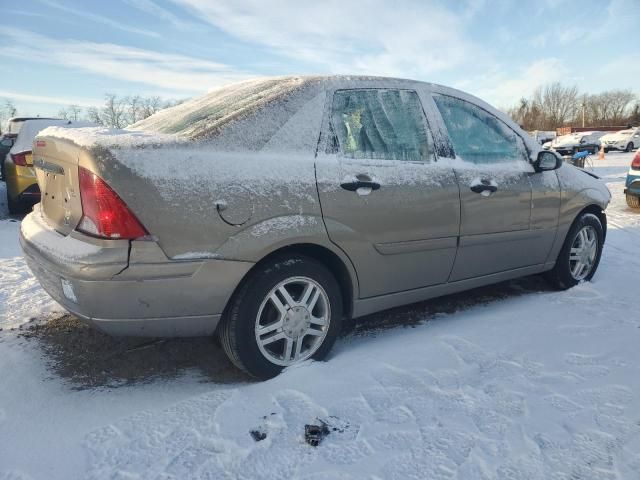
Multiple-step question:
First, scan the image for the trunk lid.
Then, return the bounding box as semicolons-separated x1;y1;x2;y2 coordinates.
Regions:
32;137;85;236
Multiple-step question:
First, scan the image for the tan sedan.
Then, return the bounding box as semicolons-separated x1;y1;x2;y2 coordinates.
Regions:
21;76;610;378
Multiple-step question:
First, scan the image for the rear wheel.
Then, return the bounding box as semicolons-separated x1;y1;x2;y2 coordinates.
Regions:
545;213;604;290
626;194;640;209
218;255;343;379
7;192;22;215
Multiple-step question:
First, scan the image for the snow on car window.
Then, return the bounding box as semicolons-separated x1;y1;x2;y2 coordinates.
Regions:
331;89;433;162
132;77;317;145
433;94;527;164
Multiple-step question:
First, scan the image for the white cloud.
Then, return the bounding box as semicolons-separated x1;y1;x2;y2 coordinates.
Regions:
0;28;251;93
0;90;103;108
124;0;205;31
39;0;160;38
172;0;481;78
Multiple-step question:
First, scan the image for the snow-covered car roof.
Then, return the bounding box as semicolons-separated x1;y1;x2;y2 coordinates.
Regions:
11;119;96;153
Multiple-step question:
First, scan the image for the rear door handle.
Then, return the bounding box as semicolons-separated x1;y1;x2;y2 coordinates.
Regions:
340;180;381;192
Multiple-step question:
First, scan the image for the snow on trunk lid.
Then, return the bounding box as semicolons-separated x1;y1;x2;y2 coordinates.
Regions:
32;136;85;236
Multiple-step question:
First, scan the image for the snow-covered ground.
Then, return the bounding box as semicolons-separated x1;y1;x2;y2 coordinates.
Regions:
1;151;639;480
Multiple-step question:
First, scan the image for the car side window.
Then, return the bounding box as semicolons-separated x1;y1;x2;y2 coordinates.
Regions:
433;94;527;164
330;89;433;162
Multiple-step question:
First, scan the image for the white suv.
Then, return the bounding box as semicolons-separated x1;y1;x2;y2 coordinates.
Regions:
600;127;640;152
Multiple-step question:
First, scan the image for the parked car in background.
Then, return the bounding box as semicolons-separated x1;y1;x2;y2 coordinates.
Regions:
0;135;15;180
4;119;92;214
529;130;556;145
21;76;611;379
600;127;640;153
2;117;59;181
625;150;640;208
543;131;605;156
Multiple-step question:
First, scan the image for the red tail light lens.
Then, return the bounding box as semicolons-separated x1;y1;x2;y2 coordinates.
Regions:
11;151;29;166
632;151;640;170
77;167;148;239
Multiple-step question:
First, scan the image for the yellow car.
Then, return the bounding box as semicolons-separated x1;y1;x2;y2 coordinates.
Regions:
4;119;76;214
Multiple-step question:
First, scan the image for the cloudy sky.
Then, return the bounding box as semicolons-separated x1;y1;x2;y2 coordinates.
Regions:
1;0;638;116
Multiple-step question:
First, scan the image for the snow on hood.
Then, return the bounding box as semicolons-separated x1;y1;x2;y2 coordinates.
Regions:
36;126;185;149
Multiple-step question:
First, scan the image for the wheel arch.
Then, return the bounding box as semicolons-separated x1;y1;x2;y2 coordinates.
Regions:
220;242;357;327
577;203;607;241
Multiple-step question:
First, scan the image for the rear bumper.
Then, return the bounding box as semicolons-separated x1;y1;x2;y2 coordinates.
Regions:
20;208;254;337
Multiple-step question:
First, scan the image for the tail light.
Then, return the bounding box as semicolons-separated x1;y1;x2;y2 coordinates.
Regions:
77;167;148;240
11;151;29;166
632;151;640;170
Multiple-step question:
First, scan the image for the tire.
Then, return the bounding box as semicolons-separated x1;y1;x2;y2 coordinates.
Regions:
545;212;604;290
604;148;610;153
218;254;343;379
626;194;640;209
7;192;22;215
625;143;633;152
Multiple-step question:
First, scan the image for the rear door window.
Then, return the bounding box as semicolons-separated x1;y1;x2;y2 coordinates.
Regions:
433;94;527;164
331;89;433;162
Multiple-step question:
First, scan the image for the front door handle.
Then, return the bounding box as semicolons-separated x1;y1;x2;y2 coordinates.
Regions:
340;180;381;192
470;182;498;194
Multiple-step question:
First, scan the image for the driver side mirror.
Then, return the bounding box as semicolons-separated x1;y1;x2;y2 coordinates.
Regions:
534;151;562;172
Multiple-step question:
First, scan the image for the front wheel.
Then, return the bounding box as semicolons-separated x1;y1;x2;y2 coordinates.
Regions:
626;194;640;209
625;143;633;152
545;213;604;290
218;254;343;379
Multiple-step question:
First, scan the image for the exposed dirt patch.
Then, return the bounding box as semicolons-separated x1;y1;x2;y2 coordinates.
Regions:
20;315;250;389
18;274;551;389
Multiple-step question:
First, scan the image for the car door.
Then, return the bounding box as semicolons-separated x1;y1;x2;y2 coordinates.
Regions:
431;93;551;281
315;87;461;298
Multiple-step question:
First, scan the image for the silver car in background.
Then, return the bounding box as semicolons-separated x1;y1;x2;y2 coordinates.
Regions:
21;76;611;378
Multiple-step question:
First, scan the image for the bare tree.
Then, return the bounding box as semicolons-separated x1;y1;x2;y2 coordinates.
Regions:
533;83;579;129
0;99;18;134
101;94;128;128
85;106;104;126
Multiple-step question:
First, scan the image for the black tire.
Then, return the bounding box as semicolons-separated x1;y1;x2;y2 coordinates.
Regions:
545;212;604;290
626;194;640;209
7;192;22;215
626;143;633;152
218;254;343;379
604;148;610;153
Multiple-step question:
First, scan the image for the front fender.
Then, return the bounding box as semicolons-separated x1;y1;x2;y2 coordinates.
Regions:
559;187;609;227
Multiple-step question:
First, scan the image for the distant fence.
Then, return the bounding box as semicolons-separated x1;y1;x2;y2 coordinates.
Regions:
556;126;628;135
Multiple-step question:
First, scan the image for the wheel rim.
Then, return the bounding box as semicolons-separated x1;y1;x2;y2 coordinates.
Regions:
255;276;331;366
569;226;598;281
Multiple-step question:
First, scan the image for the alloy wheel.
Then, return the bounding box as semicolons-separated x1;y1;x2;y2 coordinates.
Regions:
255;276;331;366
569;225;598;280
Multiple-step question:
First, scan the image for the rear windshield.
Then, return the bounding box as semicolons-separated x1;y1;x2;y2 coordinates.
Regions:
133;77;314;140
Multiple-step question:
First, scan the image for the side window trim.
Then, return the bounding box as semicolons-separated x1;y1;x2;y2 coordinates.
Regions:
432;93;530;164
325;88;435;164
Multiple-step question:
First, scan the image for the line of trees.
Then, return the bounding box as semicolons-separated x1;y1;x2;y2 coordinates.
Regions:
59;94;184;128
0;94;183;134
507;82;639;131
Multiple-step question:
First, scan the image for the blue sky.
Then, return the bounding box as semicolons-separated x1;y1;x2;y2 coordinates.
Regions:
1;0;638;117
